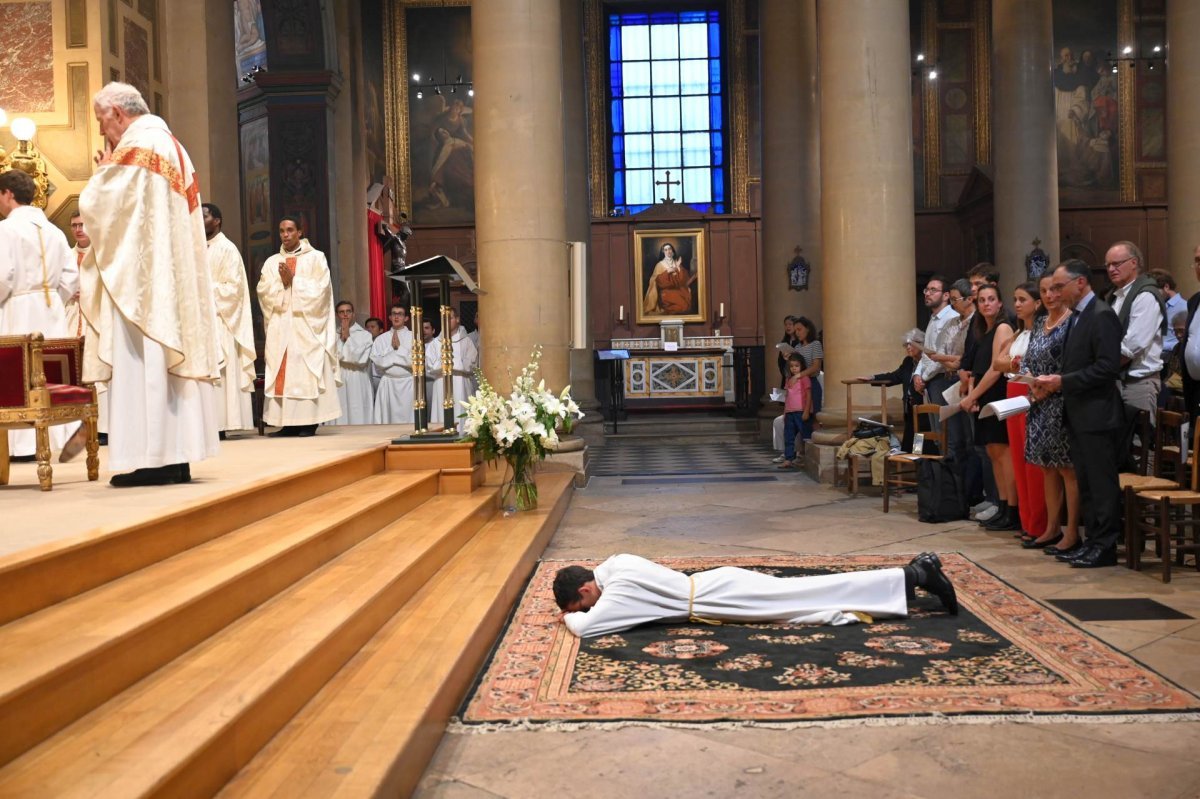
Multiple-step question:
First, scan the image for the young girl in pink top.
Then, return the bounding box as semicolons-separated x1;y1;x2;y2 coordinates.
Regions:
780;354;814;469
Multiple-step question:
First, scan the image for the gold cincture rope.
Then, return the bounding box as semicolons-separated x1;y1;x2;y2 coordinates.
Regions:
687;574;722;626
34;224;51;308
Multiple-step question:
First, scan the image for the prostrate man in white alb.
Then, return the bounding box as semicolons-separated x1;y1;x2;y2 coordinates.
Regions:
371;303;415;424
203;203;255;437
425;307;477;430
328;300;375;425
78;81;222;486
0;169;81;462
63;211;91;338
553;553;957;639
257;215;342;437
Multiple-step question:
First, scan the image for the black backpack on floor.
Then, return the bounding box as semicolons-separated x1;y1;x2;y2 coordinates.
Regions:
916;458;967;523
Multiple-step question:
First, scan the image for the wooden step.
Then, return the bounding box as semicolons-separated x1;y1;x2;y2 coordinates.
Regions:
218;473;575;799
0;485;500;798
0;469;439;768
0;447;387;625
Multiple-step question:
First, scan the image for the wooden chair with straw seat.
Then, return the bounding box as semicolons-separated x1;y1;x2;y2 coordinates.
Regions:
0;333;99;491
1124;418;1200;582
882;403;944;513
1118;409;1183;495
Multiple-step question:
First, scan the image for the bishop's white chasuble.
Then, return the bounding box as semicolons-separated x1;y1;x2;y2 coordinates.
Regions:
207;232;255;432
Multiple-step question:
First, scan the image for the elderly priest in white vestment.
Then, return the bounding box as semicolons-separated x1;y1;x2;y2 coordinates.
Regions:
328;300;375;425
203;203;256;436
78;82;222;487
371;303;415;424
0;169;81;460
257;216;342;437
553;553;958;639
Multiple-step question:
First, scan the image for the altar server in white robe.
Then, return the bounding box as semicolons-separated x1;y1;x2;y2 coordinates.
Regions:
203;203;255;435
328;300;375;425
0;169;81;459
434;308;477;429
257;216;341;436
421;319;444;421
371;303;415;424
78;82;222;486
63;212;90;338
554;553;958;639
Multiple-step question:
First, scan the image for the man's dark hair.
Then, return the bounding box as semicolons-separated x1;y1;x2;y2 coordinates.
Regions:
202;202;223;221
926;274;947;291
553;565;595;610
336;300;354;312
365;316;385;330
1148;268;1175;291
70;211;83;221
280;214;303;230
1058;258;1092;282
390;303;408;315
967;262;1000;284
0;170;36;205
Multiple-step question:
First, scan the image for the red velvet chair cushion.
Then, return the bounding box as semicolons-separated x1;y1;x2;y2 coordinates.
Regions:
47;383;93;405
43;340;81;384
0;345;28;408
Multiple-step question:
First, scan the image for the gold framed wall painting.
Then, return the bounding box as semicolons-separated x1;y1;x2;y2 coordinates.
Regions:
634;228;707;325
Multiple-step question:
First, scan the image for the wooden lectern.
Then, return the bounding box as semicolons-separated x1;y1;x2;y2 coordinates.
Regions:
389;255;481;443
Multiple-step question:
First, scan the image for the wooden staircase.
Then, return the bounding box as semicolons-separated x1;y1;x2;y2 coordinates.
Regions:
0;443;573;798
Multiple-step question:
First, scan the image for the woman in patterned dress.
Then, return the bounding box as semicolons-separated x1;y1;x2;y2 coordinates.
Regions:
1022;272;1081;555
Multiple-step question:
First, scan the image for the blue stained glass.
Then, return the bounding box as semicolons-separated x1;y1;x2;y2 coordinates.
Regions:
650;24;678;60
708;22;721;57
625;134;653;168
680;10;707;23
680;60;707;95
622;25;650;61
623;98;651;133
713;167;725;200
620;13;649;25
682;133;709;166
609;19;621;62
628;204;651;215
682;168;711;203
653;134;682;168
612;136;625;170
611;100;623;133
623;62;651;97
710;132;724;165
679;24;707;58
680;96;708;131
709;96;722;130
649;12;677;25
708;60;722;94
613;170;625;206
651;60;679;95
627;170;653;205
610;64;623;97
652;97;679;131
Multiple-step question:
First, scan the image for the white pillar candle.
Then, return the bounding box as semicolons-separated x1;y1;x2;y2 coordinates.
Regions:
618;304;625;321
719;302;725;317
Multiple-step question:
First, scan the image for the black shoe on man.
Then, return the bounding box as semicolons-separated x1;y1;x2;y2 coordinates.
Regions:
904;555;957;615
1070;547;1117;568
110;463;190;487
1055;543;1095;563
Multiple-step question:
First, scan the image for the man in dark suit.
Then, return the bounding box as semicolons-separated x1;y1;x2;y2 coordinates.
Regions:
1033;259;1124;568
1181;245;1200;417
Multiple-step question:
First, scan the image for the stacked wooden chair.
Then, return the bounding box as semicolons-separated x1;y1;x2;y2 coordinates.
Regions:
0;334;99;491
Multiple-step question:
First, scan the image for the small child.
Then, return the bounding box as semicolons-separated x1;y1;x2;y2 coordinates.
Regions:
780;353;813;469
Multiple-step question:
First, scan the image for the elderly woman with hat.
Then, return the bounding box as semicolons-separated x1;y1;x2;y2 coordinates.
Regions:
854;328;928;453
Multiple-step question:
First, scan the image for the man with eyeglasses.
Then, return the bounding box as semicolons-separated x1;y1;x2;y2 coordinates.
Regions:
911;275;955;406
1033;259;1123;568
1104;241;1165;428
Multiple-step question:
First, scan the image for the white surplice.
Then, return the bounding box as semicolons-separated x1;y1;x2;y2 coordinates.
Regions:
328;323;375;425
423;337;445;427
78;113;222;471
371;326;414;424
207;232;255;432
62;244;88;338
257;239;341;426
562;554;908;638
424;328;477;430
0;205;81;456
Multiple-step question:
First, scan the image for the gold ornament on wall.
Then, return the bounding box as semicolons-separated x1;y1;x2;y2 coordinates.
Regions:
0;113;52;209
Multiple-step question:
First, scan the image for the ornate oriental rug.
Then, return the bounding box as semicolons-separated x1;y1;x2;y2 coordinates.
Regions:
457;554;1200;728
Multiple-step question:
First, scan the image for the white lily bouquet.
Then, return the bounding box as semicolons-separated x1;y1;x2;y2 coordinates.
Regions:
460;346;582;510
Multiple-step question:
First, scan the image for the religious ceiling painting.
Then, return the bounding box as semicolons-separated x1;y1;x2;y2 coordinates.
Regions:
1052;0;1123;204
401;2;474;225
233;0;268;86
0;0;55;113
634;227;707;325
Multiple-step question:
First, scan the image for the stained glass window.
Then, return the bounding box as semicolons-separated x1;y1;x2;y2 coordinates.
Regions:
608;10;725;215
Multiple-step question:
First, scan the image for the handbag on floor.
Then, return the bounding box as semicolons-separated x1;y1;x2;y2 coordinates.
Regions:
916;458;966;523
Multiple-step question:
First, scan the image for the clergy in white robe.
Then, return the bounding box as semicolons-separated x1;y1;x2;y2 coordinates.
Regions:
424;308;477;430
328;300;375;425
79;82;222;485
203;204;256;433
365;317;385;393
62;213;90;339
555;554;924;639
371;304;415;424
257;218;342;434
421;320;444;423
0;169;81;457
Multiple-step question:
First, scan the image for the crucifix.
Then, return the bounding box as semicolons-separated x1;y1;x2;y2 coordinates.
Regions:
655;170;681;204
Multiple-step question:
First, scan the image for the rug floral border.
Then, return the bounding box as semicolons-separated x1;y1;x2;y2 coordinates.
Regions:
459;554;1200;725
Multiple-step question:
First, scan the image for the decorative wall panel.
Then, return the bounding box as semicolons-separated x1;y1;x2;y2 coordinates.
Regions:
0;1;55;112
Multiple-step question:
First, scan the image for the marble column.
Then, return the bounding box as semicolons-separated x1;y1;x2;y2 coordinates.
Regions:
473;0;570;390
162;0;243;243
817;0;915;409
993;0;1059;292
760;0;820;386
1168;1;1200;295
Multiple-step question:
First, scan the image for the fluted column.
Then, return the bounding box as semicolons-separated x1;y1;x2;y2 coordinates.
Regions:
473;0;570;390
993;0;1059;291
817;0;915;407
1168;1;1200;294
761;0;820;377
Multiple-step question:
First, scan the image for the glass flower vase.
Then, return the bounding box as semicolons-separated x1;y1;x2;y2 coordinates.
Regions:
502;451;539;512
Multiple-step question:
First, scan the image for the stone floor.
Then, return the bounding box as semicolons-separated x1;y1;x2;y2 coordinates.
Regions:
416;472;1200;799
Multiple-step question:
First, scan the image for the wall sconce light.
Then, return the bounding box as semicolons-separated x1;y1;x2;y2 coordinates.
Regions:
0;113;51;209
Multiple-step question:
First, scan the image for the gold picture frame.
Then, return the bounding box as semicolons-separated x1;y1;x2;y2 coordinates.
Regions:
633;227;707;325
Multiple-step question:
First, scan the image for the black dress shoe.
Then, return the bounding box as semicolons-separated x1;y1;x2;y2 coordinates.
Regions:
1044;540;1083;557
916;559;958;615
1056;543;1095;562
110;464;190;487
294;425;318;437
906;552;942;600
1070;547;1118;568
1023;533;1063;550
268;427;298;438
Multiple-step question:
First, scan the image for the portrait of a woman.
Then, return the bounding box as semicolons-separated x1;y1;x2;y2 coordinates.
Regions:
642;243;696;315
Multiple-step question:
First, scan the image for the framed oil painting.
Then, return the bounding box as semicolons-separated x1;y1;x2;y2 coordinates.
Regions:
633;227;707;325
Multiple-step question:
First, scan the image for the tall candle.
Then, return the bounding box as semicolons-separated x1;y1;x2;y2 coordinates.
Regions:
618;304;625;322
719;302;725;317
